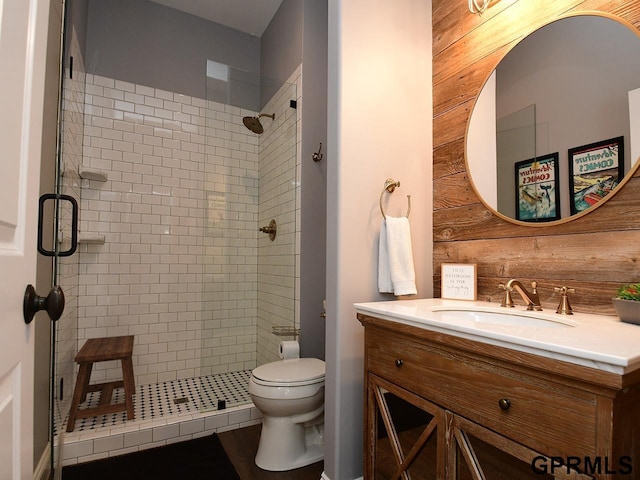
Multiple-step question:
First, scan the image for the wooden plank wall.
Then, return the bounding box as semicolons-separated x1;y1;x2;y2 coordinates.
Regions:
433;0;640;315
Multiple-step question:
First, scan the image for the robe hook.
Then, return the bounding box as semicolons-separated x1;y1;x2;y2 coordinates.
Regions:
312;142;324;162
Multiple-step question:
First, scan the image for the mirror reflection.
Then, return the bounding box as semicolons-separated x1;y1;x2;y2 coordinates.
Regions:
467;15;640;224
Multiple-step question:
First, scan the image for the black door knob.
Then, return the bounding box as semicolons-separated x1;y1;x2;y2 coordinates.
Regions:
23;284;65;324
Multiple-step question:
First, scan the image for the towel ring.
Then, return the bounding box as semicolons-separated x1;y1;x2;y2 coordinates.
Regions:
379;178;411;220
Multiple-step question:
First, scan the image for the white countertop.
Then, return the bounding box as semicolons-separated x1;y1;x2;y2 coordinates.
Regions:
354;298;640;374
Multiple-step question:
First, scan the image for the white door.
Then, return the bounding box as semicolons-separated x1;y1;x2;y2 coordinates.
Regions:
0;0;52;479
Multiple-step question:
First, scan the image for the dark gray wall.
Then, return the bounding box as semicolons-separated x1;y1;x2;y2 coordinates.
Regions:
85;0;260;100
65;0;88;60
260;0;303;109
299;0;327;360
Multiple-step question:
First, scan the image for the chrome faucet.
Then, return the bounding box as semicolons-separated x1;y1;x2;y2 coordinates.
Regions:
499;279;542;311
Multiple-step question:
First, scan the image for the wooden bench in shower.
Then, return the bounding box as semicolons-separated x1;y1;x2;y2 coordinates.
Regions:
66;335;135;432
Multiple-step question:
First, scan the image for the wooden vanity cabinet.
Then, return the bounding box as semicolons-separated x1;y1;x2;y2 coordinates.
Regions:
358;313;640;480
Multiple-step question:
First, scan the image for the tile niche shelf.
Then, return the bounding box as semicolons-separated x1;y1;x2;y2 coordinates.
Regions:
78;167;107;182
78;233;105;244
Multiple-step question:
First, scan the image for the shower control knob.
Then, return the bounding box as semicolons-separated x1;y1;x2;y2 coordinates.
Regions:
259;219;277;241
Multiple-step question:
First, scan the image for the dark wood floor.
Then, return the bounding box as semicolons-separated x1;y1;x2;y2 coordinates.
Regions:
218;424;324;480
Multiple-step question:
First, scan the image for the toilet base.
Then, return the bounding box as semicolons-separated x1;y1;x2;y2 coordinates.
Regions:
254;412;324;471
256;443;324;472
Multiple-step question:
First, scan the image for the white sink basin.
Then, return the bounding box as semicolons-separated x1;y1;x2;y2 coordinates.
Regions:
429;305;578;329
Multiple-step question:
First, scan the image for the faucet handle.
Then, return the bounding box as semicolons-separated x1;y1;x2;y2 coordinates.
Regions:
499;283;515;308
530;281;538;293
554;286;575;315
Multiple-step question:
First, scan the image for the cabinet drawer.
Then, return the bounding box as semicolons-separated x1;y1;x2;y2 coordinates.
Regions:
367;332;597;457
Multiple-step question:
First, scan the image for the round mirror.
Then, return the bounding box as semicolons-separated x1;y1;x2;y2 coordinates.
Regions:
467;14;640;225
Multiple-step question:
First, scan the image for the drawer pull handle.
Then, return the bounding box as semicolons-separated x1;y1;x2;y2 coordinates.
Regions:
395;359;404;367
498;398;511;410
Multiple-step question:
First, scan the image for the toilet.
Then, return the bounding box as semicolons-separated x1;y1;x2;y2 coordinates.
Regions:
249;357;325;471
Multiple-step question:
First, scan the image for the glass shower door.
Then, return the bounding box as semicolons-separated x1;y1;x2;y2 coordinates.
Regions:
51;10;84;470
198;64;299;412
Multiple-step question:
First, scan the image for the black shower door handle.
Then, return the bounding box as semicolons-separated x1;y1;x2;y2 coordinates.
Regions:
38;193;78;257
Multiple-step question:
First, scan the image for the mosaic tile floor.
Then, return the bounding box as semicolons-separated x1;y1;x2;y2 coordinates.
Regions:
59;370;252;433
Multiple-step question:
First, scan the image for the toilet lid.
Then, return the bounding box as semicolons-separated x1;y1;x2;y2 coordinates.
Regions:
252;358;325;384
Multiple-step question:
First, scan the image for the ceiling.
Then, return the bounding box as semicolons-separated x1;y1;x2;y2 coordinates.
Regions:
148;0;283;37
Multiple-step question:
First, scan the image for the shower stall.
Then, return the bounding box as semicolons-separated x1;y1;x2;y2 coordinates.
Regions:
52;0;302;467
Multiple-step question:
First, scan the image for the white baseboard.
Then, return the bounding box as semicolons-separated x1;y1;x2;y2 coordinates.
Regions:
34;442;51;480
320;472;363;480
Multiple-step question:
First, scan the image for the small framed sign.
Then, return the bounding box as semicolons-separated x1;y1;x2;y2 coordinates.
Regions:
441;263;477;301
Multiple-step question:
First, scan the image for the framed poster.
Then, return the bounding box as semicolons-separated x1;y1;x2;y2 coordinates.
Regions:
441;264;477;301
514;153;560;222
568;136;624;215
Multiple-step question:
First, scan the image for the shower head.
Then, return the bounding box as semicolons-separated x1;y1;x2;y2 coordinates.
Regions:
242;113;275;134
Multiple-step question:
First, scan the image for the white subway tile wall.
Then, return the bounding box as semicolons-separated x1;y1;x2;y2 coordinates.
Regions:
74;68;301;387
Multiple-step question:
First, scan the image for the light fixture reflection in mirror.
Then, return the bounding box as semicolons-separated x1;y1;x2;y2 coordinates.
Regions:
467;14;640;226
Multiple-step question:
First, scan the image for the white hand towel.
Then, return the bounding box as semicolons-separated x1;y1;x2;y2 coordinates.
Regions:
380;216;417;296
378;220;393;293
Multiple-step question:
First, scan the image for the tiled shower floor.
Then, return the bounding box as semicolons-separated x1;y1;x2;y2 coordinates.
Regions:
58;370;261;466
63;370;252;432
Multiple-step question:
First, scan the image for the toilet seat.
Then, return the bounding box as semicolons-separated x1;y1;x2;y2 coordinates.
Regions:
251;358;325;387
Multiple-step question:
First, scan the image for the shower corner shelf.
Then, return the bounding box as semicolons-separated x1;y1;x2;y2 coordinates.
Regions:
272;325;300;337
78;233;105;244
78;168;108;182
